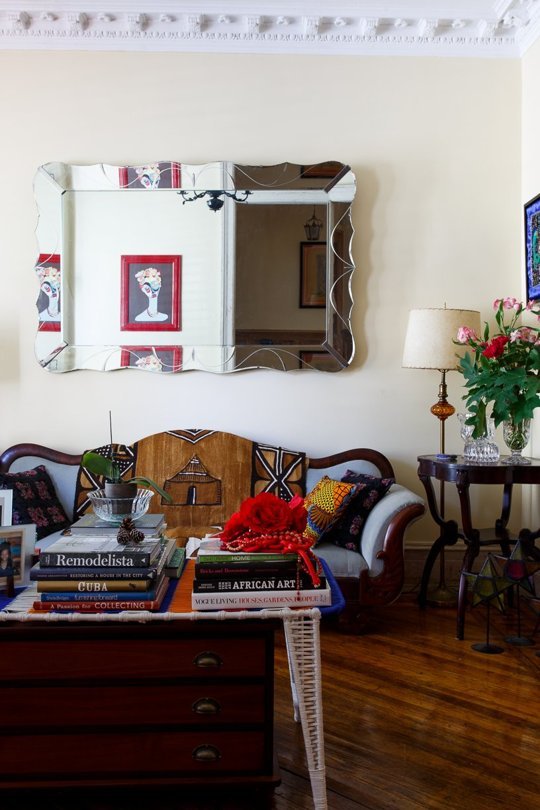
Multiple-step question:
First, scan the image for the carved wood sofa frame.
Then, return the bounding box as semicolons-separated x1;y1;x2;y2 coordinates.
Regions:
0;439;425;618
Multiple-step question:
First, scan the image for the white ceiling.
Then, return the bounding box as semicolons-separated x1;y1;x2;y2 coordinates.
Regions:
1;1;540;57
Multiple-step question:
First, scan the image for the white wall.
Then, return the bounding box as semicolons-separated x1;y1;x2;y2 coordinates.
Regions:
0;51;521;539
522;38;540;528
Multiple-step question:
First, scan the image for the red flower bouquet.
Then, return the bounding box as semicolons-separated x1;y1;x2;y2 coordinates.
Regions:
218;492;322;586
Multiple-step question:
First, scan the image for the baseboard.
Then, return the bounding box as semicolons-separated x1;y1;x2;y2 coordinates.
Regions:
403;543;489;594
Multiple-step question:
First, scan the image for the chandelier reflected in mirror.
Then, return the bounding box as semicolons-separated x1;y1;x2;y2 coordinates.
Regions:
179;188;252;212
304;207;323;240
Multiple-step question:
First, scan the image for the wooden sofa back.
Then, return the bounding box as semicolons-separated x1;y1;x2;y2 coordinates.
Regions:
0;429;395;540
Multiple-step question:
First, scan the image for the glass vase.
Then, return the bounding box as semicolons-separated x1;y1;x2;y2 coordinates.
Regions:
502;418;531;465
457;413;500;463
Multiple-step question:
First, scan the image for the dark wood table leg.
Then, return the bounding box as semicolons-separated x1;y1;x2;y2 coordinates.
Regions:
417;471;460;609
518;528;540;560
455;472;481;640
418;521;460;608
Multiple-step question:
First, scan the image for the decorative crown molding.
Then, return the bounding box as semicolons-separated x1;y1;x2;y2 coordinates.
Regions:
0;2;539;58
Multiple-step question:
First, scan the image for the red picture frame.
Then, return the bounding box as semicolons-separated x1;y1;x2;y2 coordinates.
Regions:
118;162;181;189
120;346;183;373
120;255;182;332
35;253;61;332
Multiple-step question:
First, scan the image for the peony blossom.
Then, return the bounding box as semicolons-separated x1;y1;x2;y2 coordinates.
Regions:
482;335;509;358
219;491;308;540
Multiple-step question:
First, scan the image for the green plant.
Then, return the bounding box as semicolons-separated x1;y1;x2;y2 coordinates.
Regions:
81;451;172;503
456;297;540;436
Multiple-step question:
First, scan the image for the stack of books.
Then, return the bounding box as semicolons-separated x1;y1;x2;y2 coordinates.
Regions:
191;544;331;610
68;513;166;537
30;534;177;612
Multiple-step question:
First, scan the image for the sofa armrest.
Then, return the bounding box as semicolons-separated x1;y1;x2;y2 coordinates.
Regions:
361;484;425;575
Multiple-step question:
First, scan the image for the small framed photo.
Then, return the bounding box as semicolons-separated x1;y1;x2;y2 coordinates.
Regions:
301;161;343;179
0;525;36;590
525;193;540;301
35;253;61;332
300;351;339;372
120;255;182;332
121;346;183;372
0;490;13;526
119;162;181;189
300;242;326;308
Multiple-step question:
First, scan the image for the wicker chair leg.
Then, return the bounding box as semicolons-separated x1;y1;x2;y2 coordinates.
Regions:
283;611;327;810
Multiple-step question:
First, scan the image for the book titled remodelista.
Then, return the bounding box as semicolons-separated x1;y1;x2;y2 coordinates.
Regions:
39;536;164;568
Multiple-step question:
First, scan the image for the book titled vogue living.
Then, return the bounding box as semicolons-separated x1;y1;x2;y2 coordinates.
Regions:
191;583;332;611
39;536;164;569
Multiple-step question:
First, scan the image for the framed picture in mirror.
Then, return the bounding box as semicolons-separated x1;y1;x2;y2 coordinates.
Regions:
300;242;326;308
120;346;183;372
119;162;181;189
120;255;182;331
301;161;343;179
300;351;339;371
35;253;61;332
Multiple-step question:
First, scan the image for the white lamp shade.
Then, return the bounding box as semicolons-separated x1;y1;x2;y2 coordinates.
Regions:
402;308;481;371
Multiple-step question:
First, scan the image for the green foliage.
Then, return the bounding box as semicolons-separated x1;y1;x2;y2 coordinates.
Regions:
456;298;540;436
81;451;172;503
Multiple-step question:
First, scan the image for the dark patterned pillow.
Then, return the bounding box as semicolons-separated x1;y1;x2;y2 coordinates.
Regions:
0;465;70;540
324;471;394;554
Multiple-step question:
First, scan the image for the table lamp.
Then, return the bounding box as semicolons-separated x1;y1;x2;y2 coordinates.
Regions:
402;307;481;605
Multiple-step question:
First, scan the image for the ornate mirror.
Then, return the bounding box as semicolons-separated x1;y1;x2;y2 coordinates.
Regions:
34;160;356;373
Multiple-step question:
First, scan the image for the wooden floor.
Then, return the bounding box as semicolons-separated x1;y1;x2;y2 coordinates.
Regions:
3;595;539;810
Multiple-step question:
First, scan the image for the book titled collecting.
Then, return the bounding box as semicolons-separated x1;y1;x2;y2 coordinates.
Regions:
39;537;163;568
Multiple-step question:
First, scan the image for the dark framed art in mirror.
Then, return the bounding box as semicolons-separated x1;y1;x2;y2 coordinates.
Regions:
34;161;356;373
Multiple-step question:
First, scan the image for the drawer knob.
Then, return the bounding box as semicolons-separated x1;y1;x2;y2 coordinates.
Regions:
193;697;221;715
193;651;222;668
192;744;221;762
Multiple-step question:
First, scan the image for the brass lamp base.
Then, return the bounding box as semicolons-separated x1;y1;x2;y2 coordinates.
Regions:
426;583;458;608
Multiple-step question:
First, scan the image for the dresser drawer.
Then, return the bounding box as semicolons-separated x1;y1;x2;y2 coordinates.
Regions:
0;636;268;681
0;731;268;776
2;683;267;727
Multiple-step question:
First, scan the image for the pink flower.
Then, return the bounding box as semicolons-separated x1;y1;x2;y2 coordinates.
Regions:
456;326;478;344
503;297;520;310
493;299;502;311
510;327;537;343
527;300;535;310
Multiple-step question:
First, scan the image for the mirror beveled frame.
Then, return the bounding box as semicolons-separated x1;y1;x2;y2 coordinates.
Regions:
34;161;356;373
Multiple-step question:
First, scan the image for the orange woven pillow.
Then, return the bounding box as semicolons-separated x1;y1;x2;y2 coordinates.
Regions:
303;476;359;544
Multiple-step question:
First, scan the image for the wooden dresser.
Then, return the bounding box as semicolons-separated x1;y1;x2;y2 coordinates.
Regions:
0;619;280;793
